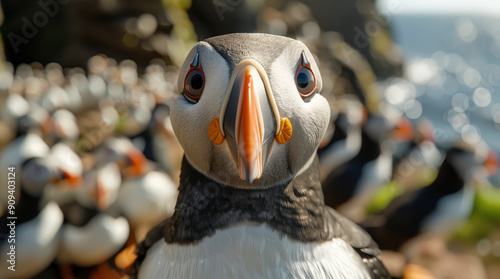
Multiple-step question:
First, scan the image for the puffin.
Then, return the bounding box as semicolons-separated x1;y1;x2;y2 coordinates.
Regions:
56;160;130;278
1;93;30;131
38;142;84;207
48;109;80;145
391;119;442;191
317;95;365;182
95;137;178;239
129;33;389;279
0;202;63;279
117;169;178;240
0;132;50;213
39;85;71;113
0;95;52;139
363;140;499;251
321;112;413;222
0;152;80;279
95;137;149;178
129;103;177;176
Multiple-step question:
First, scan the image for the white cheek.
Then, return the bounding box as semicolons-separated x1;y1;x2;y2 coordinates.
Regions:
269;51;330;173
287;95;330;172
170;98;210;172
171;45;230;174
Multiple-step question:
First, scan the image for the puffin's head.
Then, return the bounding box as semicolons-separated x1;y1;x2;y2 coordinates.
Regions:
171;33;330;188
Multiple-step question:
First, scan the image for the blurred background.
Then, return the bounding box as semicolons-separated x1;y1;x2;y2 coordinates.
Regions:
0;0;499;278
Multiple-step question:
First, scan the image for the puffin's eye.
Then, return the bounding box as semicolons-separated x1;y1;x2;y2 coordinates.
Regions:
182;52;205;103
296;67;315;92
295;52;317;102
183;68;205;103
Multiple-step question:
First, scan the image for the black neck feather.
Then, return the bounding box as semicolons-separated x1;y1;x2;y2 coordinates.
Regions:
164;156;335;243
430;155;465;195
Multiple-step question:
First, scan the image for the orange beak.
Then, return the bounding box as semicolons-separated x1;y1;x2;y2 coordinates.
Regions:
236;70;263;182
485;149;499;176
222;64;277;183
392;115;414;142
60;169;82;188
124;149;148;177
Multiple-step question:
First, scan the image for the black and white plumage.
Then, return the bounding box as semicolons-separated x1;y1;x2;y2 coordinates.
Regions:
363;141;498;251
130;103;176;176
0;132;50;211
0;202;63;279
0;152;79;279
132;33;389;279
321;113;409;221
117;170;178;234
318;95;365;182
391;119;442;191
49;109;80;144
56;160;130;274
95;137;178;233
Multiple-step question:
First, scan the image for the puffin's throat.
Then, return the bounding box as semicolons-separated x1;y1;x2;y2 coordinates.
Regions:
165;156;332;244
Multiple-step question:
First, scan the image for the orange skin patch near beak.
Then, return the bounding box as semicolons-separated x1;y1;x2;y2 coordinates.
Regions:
275;117;292;144
392;116;414;142
236;70;263;181
209;118;225;144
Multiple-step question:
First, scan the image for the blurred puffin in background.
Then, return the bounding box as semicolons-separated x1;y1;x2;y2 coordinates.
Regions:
0;144;82;279
317;94;366;182
363;140;499;252
321;109;414;222
391;119;442;191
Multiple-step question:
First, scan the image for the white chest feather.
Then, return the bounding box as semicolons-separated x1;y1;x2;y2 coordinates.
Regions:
139;223;370;279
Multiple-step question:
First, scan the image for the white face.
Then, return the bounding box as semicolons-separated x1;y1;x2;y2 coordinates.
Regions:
171;34;330;188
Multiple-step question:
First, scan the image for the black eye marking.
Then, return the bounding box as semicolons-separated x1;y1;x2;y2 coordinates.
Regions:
183;52;205;103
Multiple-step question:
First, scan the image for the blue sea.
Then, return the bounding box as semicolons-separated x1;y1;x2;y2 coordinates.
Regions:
377;1;500;185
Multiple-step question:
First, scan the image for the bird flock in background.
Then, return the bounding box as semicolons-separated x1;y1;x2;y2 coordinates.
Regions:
0;56;181;278
0;45;498;278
